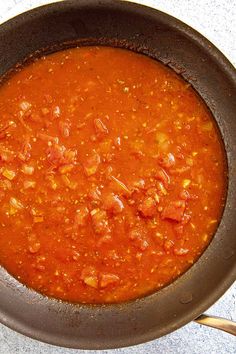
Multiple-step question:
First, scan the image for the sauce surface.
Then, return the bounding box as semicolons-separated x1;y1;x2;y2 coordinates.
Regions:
0;47;225;303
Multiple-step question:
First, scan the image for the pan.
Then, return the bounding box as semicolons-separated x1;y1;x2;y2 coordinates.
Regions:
0;0;235;349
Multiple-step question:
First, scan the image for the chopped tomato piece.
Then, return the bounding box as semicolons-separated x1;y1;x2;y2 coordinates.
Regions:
138;196;156;217
46;144;77;167
129;226;149;251
46;144;65;166
103;193;124;214
162;200;186;222
158;153;175;169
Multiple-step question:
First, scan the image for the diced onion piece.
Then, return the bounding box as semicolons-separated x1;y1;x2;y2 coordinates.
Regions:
23;180;36;189
100;273;120;288
155;132;168;144
58;164;74;174
81;266;98;288
0;149;14;162
9;206;17;215
0;179;12;190
22;164;34;175
61;175;78;190
155;132;170;152
28;239;41;253
173;247;189;256
47;175;58;190
74;206;89;227
33;216;44;223
209;219;217;225
202;121;213;131
83;276;98;288
180;189;190;200
132;179;145;190
83;150;101;176
19;100;31;111
110;175;131;194
30;208;43;216
9;197;24;210
37;132;59;144
155;169;170;187
2;168;16;180
164;240;174;251
90;208;99;216
59;120;71;138
186;157;194;166
94;119;109;135
18;140;32;161
53;106;61;118
156;181;167;195
91;209;111;235
182;179;191;188
41;107;50;115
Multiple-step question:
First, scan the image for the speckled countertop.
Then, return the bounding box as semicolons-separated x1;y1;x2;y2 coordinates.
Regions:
0;1;235;353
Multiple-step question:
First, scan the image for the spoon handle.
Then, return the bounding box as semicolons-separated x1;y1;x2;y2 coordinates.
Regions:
194;314;236;336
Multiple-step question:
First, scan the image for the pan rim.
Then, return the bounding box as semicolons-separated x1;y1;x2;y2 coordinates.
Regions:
0;0;235;349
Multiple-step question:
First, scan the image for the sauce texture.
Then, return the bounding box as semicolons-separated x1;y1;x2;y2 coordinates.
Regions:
0;47;226;303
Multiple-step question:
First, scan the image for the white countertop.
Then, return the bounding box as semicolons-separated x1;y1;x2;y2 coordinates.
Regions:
0;1;235;353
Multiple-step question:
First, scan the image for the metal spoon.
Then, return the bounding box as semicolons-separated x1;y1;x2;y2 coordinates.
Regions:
195;314;236;336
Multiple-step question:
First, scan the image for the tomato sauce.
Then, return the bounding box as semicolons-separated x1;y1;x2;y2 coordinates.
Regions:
0;47;226;303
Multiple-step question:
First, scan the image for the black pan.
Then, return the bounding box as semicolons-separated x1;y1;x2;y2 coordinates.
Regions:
0;0;235;349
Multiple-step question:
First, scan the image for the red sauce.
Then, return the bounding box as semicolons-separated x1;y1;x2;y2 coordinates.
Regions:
0;47;226;303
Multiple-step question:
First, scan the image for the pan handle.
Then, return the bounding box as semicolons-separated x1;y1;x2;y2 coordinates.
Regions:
194;314;236;336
